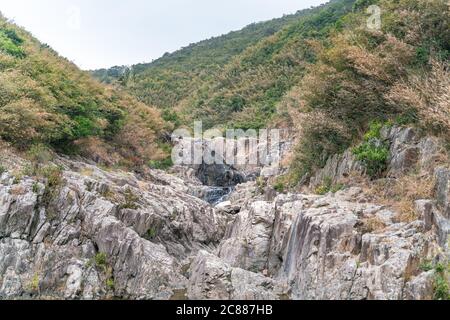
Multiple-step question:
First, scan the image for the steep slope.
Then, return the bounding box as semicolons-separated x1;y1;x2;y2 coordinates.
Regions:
282;0;450;184
92;0;355;129
0;14;169;167
182;0;355;129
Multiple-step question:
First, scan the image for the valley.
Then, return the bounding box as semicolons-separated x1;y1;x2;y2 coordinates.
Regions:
0;0;449;300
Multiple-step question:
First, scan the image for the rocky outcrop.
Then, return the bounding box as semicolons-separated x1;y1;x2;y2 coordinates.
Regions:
0;125;448;300
187;250;288;300
309;126;445;188
0;155;228;299
214;188;441;300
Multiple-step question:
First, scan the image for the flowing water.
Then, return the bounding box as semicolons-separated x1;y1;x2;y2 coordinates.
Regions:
204;186;234;205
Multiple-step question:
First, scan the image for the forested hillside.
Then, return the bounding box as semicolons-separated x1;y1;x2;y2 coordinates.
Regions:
284;0;449;184
93;0;449;186
0;13;169;167
92;0;354;129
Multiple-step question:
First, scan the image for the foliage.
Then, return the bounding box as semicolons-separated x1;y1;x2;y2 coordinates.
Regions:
39;165;64;213
146;227;158;240
315;176;344;195
0;16;168;167
0;28;25;57
273;181;285;193
149;157;173;170
433;262;450;300
94;252;108;268
106;278;115;291
92;0;356;130
287;0;449;184
353;122;390;178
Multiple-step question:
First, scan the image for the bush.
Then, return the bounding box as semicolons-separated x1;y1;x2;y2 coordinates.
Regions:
27;143;53;164
148;157;173;170
273;181;285;193
0;29;25;58
146;227;158;240
94;253;108;268
353;141;389;178
433;263;450;300
39;165;64;214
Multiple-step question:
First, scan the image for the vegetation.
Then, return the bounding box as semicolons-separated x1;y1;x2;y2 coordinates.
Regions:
92;0;356;130
288;0;449;183
315;177;344;195
0;14;169;168
2;0;449;182
273;181;285;193
353;122;390;178
119;187;140;210
434;263;450;300
94;252;108;268
91;252;115;292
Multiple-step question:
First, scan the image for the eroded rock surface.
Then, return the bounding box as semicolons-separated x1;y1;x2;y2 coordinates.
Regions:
0;126;448;300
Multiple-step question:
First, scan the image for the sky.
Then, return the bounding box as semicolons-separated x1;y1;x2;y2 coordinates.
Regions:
0;0;327;70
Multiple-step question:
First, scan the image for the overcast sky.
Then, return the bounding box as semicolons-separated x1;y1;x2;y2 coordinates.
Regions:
0;0;327;70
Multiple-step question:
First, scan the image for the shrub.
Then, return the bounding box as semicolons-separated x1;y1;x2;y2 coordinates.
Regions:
94;252;108;268
27;143;53;164
0;164;5;175
387;61;450;135
0;29;25;58
39;165;63;213
146;227;158;240
106;278;115;291
273;181;285;193
353;141;389;178
148;157;173;170
32;182;40;193
353;121;390;178
433;263;450;300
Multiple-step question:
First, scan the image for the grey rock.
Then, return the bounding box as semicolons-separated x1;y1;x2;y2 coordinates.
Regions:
187;251;287;300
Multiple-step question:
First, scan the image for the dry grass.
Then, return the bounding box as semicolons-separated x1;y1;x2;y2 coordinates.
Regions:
387;61;450;134
361;216;387;233
366;172;435;223
79;167;94;177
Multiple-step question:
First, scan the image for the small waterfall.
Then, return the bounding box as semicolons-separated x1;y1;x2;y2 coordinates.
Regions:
204;186;234;205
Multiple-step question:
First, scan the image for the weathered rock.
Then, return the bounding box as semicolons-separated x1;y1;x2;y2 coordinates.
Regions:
215;187;441;300
215;201;241;215
187;251;287;300
0;128;448;300
310;126;446;186
217;201;274;272
0;156;230;299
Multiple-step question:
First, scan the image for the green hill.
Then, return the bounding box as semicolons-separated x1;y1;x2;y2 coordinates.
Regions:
93;0;449;184
0;13;168;167
92;0;354;128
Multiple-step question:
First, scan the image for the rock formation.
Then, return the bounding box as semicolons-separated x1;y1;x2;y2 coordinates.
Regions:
0;126;448;300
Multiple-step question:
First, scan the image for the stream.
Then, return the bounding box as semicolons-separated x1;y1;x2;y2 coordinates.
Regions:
204;186;235;205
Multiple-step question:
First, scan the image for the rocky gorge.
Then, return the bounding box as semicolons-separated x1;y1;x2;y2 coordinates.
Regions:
0;125;449;300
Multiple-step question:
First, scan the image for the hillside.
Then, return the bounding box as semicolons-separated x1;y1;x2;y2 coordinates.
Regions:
92;0;354;128
0;0;449;302
0;13;169;167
